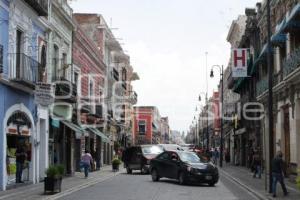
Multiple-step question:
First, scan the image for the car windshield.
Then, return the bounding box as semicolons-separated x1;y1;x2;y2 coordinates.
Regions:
142;146;163;155
178;152;202;163
161;145;183;151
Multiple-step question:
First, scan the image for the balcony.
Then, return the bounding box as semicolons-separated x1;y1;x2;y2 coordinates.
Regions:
9;53;44;89
53;0;73;17
256;71;283;97
54;77;77;103
130;91;138;105
24;0;48;16
283;47;300;78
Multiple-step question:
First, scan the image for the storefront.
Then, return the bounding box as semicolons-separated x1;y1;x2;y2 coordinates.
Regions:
1;103;36;191
6;111;32;185
49;118;84;176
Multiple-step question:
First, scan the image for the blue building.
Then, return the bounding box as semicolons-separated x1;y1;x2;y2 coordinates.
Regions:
0;0;49;191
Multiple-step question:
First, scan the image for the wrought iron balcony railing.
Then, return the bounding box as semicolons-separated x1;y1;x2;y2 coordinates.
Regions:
24;0;48;16
9;53;44;87
283;46;300;78
54;77;77;103
256;70;283;97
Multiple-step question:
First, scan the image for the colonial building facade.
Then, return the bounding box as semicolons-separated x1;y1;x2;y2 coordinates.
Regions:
0;0;49;190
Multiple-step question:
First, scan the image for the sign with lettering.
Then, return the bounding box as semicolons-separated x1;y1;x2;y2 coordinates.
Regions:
34;82;55;106
232;48;248;77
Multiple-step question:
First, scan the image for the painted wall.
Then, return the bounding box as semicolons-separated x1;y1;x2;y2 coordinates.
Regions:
0;0;49;190
0;0;9;77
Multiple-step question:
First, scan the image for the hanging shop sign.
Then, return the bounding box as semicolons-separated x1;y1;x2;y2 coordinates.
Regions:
34;82;55;106
232;48;248;77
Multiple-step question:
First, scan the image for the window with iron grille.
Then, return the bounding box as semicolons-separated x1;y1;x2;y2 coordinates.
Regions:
0;44;3;73
138;121;146;135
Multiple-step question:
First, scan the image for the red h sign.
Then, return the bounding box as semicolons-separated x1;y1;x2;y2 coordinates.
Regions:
232;48;248;77
233;49;246;67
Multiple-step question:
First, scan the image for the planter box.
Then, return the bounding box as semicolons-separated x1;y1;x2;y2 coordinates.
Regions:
112;164;119;171
44;177;62;194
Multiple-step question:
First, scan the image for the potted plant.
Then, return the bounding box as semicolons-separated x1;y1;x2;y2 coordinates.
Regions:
112;157;121;172
44;165;64;194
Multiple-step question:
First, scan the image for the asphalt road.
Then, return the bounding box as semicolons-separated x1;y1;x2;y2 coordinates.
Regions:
59;171;260;200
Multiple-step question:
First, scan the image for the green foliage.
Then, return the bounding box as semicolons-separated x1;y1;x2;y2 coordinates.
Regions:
45;165;65;178
112;157;121;166
56;164;65;176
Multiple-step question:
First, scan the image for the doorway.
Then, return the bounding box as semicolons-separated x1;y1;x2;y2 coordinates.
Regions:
283;106;290;174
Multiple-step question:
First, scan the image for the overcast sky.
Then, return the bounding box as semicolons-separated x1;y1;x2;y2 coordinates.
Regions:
70;0;258;133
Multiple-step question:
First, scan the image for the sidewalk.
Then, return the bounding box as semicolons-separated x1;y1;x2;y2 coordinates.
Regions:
0;165;123;200
221;164;300;200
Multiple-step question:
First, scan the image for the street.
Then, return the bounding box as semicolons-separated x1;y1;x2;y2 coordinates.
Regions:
59;171;259;200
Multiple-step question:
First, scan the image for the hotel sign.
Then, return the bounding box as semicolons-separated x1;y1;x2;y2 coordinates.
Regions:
232;48;248;77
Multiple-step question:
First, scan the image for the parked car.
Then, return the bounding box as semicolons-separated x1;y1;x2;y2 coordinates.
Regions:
157;144;184;151
150;151;219;186
122;145;163;174
180;144;195;151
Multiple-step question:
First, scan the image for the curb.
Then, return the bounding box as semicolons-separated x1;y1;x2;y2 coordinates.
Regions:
220;169;271;200
43;170;123;200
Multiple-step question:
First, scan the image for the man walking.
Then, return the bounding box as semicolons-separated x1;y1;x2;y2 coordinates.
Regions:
272;151;288;198
81;150;93;178
15;145;27;183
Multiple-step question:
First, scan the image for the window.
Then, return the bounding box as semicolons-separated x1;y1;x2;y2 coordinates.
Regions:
122;68;127;81
52;45;59;81
138;120;146;135
0;44;3;73
62;53;67;78
16;29;24;79
157;152;169;160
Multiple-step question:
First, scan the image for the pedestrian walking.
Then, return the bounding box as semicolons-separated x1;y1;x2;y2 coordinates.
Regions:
213;148;219;165
81;150;93;178
252;149;261;178
225;148;230;163
272;151;288;198
15;145;27;183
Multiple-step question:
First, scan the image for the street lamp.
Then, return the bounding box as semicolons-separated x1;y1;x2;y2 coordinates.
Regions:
210;64;224;168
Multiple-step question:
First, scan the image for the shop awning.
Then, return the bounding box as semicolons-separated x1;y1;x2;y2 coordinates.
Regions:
271;34;287;44
61;120;84;135
287;3;300;23
88;128;110;143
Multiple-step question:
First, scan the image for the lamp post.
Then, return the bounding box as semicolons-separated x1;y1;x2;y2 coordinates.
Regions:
266;0;273;193
210;65;224;168
199;93;208;150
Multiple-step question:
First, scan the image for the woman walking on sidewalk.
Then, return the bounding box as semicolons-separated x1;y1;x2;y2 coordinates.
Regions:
272;151;288;198
81;150;93;178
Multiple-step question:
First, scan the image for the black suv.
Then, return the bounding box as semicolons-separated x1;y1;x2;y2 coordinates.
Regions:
122;145;163;174
150;151;219;186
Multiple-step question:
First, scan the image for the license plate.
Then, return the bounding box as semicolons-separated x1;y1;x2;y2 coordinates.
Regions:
205;176;212;180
